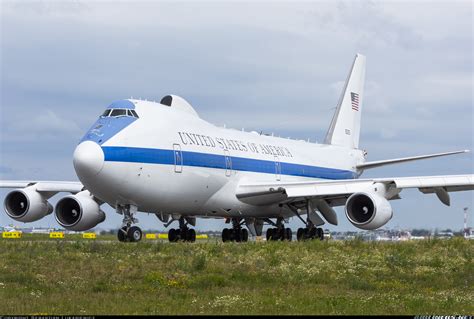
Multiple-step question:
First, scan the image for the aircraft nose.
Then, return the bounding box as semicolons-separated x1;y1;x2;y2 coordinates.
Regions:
73;141;105;178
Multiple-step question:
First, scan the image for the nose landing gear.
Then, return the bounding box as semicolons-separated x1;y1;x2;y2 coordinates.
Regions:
116;204;143;242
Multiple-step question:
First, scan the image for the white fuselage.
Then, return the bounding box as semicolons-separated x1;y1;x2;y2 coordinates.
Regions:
75;99;365;220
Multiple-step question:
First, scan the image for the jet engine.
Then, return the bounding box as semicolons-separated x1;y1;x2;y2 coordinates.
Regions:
345;190;393;230
54;191;105;231
4;188;53;222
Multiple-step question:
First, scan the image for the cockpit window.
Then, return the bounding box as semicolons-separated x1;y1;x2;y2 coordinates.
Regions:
101;109;111;117
110;109;127;117
101;108;139;118
129;110;139;118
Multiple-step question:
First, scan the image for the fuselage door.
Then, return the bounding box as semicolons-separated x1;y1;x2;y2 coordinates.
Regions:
224;150;232;177
274;156;281;181
173;143;183;173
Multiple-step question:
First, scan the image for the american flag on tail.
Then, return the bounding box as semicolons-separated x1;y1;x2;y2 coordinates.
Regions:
351;92;359;111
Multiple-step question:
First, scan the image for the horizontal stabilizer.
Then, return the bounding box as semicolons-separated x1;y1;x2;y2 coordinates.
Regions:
356;150;469;170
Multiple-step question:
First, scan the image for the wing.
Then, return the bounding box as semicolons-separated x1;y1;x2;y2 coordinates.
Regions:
236;174;474;208
0;180;84;194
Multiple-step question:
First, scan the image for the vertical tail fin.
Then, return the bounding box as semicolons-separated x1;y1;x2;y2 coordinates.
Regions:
324;54;366;149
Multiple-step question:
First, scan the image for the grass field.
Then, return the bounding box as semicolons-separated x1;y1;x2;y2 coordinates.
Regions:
0;236;472;315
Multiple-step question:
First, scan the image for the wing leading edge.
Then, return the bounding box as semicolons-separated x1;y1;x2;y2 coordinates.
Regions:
0;181;84;194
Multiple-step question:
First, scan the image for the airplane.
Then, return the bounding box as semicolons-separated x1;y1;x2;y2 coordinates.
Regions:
1;54;473;242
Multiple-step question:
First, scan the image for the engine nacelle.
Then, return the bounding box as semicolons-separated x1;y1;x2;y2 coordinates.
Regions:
54;191;105;231
345;191;393;230
4;188;53;222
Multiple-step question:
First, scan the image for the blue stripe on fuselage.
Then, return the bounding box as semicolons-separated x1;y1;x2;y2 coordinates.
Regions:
102;146;357;180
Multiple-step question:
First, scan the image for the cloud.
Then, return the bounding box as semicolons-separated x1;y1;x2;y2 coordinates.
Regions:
2;109;82;142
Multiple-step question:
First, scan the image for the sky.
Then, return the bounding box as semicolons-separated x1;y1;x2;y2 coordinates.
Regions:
0;0;473;233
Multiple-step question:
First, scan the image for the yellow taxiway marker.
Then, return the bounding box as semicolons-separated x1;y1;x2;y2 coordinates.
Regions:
82;233;96;239
158;233;168;239
49;232;65;239
145;234;157;239
2;231;22;239
196;234;208;239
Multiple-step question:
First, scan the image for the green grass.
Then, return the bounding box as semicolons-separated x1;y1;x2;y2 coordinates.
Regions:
0;237;472;315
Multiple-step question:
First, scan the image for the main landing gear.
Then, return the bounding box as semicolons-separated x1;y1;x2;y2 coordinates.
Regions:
287;202;325;241
117;204;143;242
222;218;249;242
296;225;324;241
266;217;292;241
168;217;196;242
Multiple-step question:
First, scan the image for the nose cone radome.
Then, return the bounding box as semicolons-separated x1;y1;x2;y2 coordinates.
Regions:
73;141;105;179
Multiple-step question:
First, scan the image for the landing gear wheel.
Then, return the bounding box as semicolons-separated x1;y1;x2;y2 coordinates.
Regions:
242;229;249;242
169;228;177;242
285;228;292;241
118;226;128;242
188;229;196;242
222;228;231;242
297;228;304;241
317;228;324;240
184;229;191;242
127;226;142;242
272;228;280;241
266;228;274;241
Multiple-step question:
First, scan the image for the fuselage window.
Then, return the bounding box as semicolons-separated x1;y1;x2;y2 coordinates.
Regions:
110;109;127;117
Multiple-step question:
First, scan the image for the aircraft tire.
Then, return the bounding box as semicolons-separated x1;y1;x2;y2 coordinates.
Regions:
222;228;230;242
169;228;177;242
189;229;196;242
297;228;304;241
118;226;128;242
285;228;292;241
317;228;324;241
266;228;273;241
275;228;283;241
272;228;280;241
127;226;142;242
242;229;249;242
